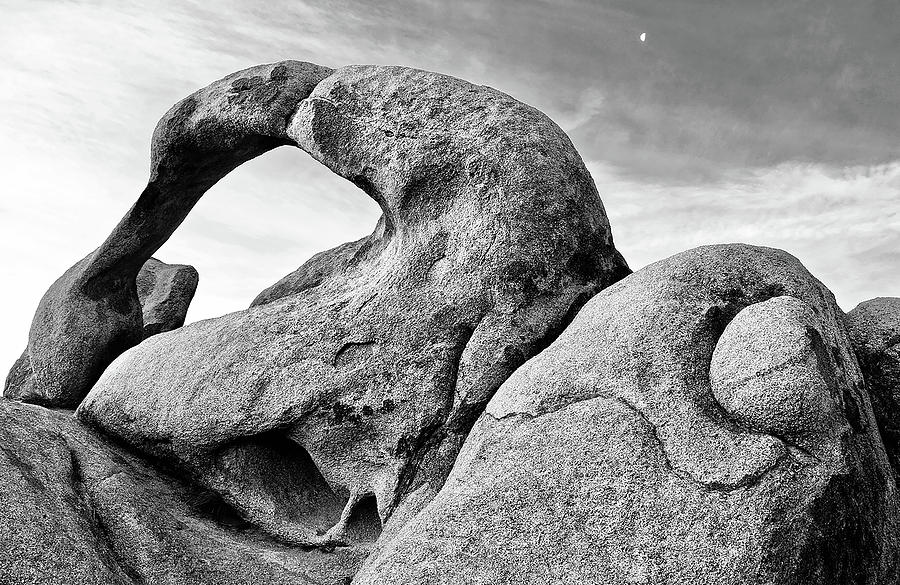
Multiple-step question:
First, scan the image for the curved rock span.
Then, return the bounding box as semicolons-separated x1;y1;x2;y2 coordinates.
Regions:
9;61;627;413
4;60;628;572
4;61;899;585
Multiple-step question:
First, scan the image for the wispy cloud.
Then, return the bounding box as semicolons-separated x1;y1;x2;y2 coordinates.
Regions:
598;160;900;308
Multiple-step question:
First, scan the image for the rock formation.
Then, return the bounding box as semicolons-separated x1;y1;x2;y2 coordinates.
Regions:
847;297;900;485
8;62;332;409
4;257;198;406
136;258;199;338
76;62;629;550
354;245;900;585
3;61;898;585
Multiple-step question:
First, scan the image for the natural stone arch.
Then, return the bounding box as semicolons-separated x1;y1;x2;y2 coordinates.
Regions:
11;61;631;546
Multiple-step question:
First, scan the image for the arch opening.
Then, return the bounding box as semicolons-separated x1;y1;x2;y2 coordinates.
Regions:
154;144;382;323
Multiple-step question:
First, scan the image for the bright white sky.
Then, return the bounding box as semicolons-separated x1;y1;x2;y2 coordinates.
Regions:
1;0;898;374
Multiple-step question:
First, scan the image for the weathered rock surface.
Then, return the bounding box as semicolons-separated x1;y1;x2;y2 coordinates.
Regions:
355;244;900;585
711;296;845;439
0;398;369;585
3;350;34;404
1;400;126;584
847;297;900;485
136;258;199;338
4;257;198;406
70;62;628;552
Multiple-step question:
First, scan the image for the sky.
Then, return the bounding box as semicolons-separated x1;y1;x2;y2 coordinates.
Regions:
1;0;898;374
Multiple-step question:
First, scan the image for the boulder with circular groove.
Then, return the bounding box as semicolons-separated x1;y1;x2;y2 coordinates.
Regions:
354;244;900;585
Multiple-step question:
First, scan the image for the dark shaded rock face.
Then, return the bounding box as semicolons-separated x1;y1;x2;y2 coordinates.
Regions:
4;257;198;406
355;245;900;585
846;297;900;486
0;399;368;585
3;351;34;404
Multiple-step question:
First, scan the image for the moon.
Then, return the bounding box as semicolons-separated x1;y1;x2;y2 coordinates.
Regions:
640;32;647;42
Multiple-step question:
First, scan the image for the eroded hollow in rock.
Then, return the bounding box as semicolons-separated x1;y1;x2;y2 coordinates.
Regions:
199;429;385;547
186;489;252;530
208;431;348;543
343;494;383;543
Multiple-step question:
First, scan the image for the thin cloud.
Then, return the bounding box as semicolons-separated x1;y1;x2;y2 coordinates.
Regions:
597;160;900;309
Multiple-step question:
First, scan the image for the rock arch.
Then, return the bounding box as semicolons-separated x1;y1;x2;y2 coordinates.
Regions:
10;61;630;544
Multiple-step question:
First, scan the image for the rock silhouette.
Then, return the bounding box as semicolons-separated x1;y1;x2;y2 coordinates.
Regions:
3;62;898;585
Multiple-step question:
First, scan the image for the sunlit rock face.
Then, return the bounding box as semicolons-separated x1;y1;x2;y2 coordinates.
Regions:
355;245;900;585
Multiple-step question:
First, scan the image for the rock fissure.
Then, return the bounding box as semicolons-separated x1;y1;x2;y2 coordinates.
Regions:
66;447;146;585
387;321;479;518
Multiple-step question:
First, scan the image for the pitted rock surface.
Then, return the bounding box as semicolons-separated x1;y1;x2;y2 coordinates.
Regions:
71;63;629;549
354;244;900;585
4;257;199;406
847;297;900;485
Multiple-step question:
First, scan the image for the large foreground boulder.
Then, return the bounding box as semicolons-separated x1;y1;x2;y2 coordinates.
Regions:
73;62;629;549
354;245;900;585
846;297;900;485
4;257;198;406
0;398;368;585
